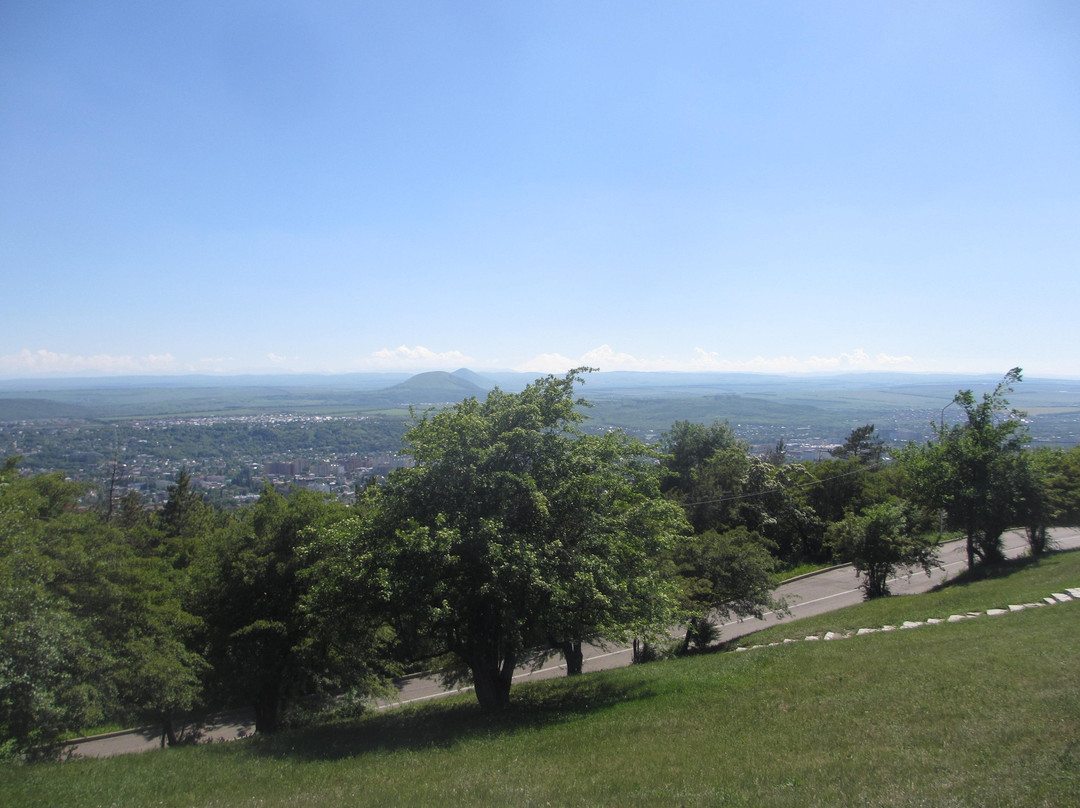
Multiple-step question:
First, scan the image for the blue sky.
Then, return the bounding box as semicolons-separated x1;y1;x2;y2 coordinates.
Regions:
2;1;1078;378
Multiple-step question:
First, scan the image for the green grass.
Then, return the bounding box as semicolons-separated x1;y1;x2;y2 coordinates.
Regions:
777;560;834;581
733;549;1080;649
5;551;1079;808
57;723;129;743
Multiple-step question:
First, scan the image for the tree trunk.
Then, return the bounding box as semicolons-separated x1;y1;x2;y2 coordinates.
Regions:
682;624;694;654
470;652;516;712
865;565;889;599
977;531;1005;565
158;710;175;748
254;681;281;734
1028;524;1048;556
559;641;584;676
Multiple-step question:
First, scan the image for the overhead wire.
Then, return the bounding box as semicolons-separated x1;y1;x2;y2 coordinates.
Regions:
678;460;886;508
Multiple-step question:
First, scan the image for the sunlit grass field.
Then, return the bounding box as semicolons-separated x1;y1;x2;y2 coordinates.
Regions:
5;551;1078;807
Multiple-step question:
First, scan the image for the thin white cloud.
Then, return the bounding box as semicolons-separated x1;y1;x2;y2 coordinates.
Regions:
360;345;474;370
267;353;289;365
514;346;916;374
192;356;235;374
514;352;581;374
0;348;178;376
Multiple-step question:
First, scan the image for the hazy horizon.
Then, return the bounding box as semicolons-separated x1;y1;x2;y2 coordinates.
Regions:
2;365;1074;388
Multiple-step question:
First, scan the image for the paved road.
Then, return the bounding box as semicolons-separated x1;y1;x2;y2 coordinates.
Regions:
378;527;1080;705
68;526;1079;759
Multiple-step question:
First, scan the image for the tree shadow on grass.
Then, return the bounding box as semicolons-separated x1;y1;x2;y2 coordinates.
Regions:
234;674;656;763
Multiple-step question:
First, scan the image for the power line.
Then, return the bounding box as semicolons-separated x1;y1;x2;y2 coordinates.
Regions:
679;461;884;508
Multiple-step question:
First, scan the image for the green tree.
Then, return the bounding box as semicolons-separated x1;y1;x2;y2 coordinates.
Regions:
197;485;384;733
901;368;1034;570
801;427;897;529
378;370;683;711
0;460;99;758
659;421;746;533
830;424;886;462
827;501;937;599
659;422;821;561
1032;444;1080;533
540;431;685;675
669;526;780;651
158;468;220;567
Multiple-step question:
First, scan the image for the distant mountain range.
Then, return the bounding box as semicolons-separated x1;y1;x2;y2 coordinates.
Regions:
0;398;98;421
2;370;1078;448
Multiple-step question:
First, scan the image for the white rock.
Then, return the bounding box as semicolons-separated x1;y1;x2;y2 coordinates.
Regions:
986;608;1007;616
1044;597;1058;605
804;635;820;641
947;614;967;622
881;625;897;632
1066;588;1080;598
783;638;796;644
1008;605;1026;612
967;612;982;617
926;618;943;624
824;632;842;640
735;646;748;652
856;628;878;635
901;621;923;629
1025;602;1045;608
1052;593;1073;602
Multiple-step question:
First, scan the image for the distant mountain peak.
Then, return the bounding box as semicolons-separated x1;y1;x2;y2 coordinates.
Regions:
450;368;496;390
384;371;486;400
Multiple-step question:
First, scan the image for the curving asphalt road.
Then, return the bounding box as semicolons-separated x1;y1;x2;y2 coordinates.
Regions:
67;526;1079;759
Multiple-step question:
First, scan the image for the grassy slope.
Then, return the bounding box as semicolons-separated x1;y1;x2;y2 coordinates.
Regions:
5;552;1079;808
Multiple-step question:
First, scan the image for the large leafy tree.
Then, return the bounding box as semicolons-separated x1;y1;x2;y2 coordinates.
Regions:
196;484;399;734
660;422;820;562
669;526;780;651
45;514;206;746
0;458;209;754
377;370;683;711
0;461;96;758
1041;445;1080;528
827;501;937;599
901;368;1034;569
801;425;897;529
659;421;746;533
196;485;369;733
539;430;685;675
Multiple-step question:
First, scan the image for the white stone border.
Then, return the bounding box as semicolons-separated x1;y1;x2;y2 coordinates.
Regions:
733;587;1080;653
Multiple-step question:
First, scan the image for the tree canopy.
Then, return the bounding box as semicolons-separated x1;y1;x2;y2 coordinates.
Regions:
901;368;1034;569
369;370;686;710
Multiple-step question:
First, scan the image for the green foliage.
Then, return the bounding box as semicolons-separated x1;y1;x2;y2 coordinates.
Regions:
197;485;393;733
375;370;684;710
671;526;780;639
1035;444;1080;528
900;368;1035;569
660;420;744;495
829;423;885;462
826;501;937;598
660;422;821;561
0;458;212;756
0;461;101;758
